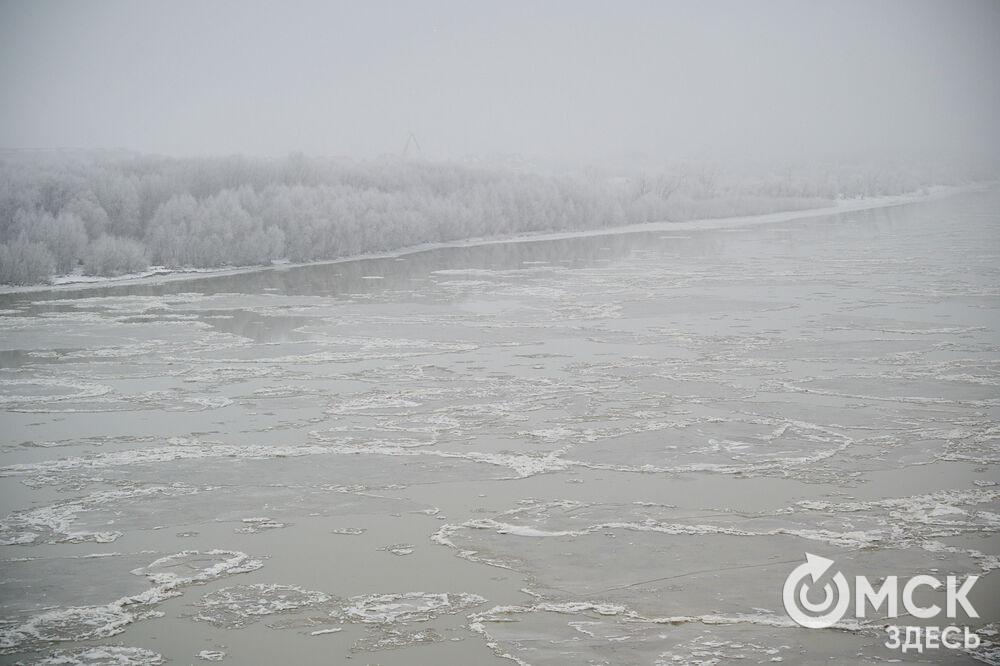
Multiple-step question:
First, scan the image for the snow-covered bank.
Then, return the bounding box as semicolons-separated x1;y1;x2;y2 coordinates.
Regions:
0;181;993;296
438;182;994;244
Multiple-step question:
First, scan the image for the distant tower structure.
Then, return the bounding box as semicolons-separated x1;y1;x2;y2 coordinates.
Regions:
401;131;422;158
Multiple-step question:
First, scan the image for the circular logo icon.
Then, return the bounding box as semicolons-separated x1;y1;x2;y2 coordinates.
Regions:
783;553;851;629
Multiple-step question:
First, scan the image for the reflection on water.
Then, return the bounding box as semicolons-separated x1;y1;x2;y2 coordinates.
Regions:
0;191;998;665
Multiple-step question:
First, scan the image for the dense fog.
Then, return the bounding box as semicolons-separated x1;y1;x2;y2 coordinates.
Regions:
2;1;999;285
3;1;999;162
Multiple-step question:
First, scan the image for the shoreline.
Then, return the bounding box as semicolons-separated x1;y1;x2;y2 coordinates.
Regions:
1;181;993;296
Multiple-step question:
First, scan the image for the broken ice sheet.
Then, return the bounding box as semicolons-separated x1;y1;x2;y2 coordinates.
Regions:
194;584;334;629
352;627;445;652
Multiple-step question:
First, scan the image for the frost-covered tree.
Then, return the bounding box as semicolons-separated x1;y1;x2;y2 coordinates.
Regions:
145;193;198;267
92;172;141;237
42;212;88;273
83;235;148;276
0;237;56;285
64;193;110;239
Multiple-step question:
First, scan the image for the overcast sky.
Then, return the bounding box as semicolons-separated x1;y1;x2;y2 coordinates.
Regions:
1;0;998;163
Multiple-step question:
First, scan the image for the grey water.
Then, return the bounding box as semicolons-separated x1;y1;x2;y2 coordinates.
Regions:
0;190;998;665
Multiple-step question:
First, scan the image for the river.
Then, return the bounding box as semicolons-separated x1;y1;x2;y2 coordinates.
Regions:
1;189;998;664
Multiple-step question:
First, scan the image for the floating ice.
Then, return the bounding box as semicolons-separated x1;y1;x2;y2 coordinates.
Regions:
352;627;445;652
338;592;487;624
468;601;863;666
133;550;264;587
0;550;261;654
194;584;333;629
330;527;366;535
0;485;200;546
310;628;342;636
234;517;288;534
31;645;165;665
0;377;112;407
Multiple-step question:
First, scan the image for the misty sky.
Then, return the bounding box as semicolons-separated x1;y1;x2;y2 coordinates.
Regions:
1;0;998;163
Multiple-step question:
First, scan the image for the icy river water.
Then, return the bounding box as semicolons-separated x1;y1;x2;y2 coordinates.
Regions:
1;189;998;665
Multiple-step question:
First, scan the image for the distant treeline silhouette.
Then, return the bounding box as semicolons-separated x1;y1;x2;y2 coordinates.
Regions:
0;152;990;285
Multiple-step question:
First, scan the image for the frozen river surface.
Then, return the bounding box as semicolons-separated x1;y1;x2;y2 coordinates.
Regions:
0;190;998;664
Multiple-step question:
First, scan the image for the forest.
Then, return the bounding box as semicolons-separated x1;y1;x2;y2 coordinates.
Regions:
0;151;992;285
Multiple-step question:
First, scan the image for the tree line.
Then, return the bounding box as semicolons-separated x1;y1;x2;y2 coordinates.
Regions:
0;151;991;285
